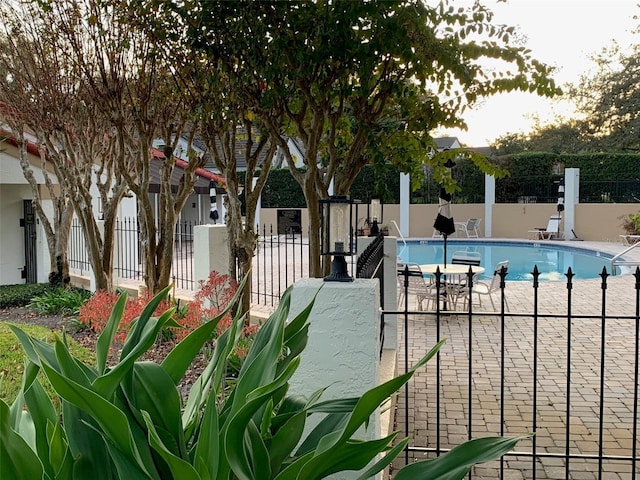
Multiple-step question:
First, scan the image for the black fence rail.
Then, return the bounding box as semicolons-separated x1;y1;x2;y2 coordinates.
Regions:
356;233;385;354
69;217;200;291
391;266;640;479
251;225;310;309
69;218;92;275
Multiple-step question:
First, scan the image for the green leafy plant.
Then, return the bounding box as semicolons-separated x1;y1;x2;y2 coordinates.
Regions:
621;212;640;235
27;287;92;316
1;281;525;479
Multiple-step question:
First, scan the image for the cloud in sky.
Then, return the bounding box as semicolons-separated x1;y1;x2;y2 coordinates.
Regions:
436;0;639;146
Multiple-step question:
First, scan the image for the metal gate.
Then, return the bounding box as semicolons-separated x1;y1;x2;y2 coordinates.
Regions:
391;266;640;479
21;199;37;283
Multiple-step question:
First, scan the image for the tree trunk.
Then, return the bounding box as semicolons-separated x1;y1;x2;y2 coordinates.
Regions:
305;189;323;278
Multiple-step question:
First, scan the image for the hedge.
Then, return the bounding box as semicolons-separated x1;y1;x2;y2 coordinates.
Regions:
244;153;640;207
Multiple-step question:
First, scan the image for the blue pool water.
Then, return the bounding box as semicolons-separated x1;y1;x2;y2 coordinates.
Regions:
397;240;624;281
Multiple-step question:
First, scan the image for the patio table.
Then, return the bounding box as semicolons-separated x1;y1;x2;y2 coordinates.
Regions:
419;264;485;310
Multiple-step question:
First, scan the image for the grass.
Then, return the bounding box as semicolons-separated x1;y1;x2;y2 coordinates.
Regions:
0;322;95;407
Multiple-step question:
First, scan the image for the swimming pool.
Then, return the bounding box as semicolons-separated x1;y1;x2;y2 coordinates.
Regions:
397;240;625;281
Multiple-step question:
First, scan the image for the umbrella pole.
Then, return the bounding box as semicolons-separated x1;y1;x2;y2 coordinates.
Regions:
443;233;448;268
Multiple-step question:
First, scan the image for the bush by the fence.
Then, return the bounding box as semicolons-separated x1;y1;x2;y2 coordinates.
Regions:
0;283;52;309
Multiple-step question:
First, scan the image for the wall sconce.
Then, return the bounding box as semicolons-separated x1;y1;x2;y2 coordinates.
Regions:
367;196;383;236
320;195;354;282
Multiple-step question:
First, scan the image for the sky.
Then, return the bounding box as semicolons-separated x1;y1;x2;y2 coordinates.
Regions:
435;0;639;147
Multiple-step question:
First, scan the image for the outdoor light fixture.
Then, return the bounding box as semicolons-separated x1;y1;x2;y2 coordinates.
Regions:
320;195;354;282
367;196;383;236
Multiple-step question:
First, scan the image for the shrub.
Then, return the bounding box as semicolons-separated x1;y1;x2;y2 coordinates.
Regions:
621;212;640;235
27;287;91;315
78;289;173;343
0;283;52;308
1;282;525;479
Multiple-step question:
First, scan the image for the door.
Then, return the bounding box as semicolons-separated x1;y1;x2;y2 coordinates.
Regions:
22;199;37;283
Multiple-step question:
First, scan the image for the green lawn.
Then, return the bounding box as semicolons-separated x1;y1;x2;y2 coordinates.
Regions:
0;322;94;406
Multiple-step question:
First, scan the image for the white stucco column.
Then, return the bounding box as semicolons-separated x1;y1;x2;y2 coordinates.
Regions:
194;224;229;284
564;168;580;240
288;278;381;480
484;174;495;238
399;173;410;237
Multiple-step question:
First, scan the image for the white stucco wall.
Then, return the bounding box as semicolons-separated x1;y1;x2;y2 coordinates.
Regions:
0;185;52;284
287;278;382;479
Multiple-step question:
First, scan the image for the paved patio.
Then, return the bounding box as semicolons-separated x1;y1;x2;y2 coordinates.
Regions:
394;241;640;479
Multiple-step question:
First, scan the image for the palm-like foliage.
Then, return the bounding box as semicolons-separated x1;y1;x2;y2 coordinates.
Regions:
1;281;525;479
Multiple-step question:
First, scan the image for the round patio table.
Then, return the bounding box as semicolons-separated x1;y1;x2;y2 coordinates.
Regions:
419;264;485;310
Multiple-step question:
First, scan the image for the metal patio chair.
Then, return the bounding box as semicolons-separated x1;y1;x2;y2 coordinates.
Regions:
460;260;510;311
397;263;439;311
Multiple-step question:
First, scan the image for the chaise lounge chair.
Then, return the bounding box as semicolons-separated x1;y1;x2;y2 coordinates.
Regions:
529;216;561;240
455;218;481;238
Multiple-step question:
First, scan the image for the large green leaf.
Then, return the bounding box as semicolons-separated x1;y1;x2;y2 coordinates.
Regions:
9;360;39;430
23;377;58;478
9;324;59;370
62;402;113;480
393;435;529;480
267;411;306;474
124;361;185;457
307;434;399;480
39;362;150;476
192;388;220;480
46;420;73;480
92;307;175;399
54;338;92;387
141;411;200;480
161;312;223;384
224;358;301;480
119;285;173;359
96;291;127;374
182;312;242;433
0;399;44;480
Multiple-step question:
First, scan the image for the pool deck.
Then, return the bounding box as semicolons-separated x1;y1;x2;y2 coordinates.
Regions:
395;239;640;479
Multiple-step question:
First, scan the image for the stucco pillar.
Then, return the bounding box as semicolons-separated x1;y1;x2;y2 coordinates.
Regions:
194;224;229;284
484;174;495;237
564;168;580;240
288;278;381;480
399;173;410;238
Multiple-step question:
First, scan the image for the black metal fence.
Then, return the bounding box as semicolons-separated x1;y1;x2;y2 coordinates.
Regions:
251;225;310;308
392;266;640;479
356;233;385;355
69;217;200;290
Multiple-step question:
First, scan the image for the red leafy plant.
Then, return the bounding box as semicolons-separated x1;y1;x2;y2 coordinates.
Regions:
77;271;253;352
78;289;172;343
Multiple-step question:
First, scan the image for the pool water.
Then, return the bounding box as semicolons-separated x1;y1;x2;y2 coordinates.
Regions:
397;240;623;281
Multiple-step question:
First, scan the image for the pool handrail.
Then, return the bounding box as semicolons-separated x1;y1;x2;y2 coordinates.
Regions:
392;220;407;261
611;240;640;267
